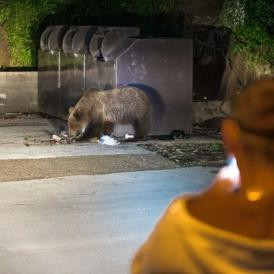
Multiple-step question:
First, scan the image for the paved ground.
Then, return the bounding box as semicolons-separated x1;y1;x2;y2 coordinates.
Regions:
0;115;220;274
0;115;178;181
0;169;215;274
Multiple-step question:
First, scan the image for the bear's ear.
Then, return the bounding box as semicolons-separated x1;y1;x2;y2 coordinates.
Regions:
73;108;83;121
69;107;74;114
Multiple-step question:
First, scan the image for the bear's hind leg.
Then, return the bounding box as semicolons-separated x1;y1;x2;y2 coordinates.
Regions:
133;119;150;139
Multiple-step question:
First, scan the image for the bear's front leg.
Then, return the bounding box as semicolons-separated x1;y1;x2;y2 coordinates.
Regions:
103;121;115;136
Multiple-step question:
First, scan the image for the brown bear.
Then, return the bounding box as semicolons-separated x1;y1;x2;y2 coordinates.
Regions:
67;86;152;139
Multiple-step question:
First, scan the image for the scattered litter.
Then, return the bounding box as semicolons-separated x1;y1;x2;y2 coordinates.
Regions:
51;134;62;142
125;133;135;139
60;131;68;138
50;131;74;144
98;135;120;146
88;137;99;143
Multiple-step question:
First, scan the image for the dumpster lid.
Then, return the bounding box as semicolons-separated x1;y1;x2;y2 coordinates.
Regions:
62;27;78;55
48;25;68;54
89;28;108;59
101;27;139;61
40;26;55;52
72;26;98;55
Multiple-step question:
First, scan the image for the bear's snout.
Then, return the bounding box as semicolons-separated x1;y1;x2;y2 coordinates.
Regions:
68;126;86;139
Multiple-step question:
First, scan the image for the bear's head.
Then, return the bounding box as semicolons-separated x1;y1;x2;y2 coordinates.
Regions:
67;106;90;138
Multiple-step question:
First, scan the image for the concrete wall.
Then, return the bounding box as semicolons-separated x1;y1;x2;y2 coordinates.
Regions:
0;72;38;113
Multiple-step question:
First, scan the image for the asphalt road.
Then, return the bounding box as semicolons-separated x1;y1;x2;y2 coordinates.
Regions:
0;168;214;274
0;115;218;274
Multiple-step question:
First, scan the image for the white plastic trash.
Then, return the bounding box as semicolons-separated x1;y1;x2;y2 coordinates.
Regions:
98;135;120;146
125;133;135;139
51;134;62;142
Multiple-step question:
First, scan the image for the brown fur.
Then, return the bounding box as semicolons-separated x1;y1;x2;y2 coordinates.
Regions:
68;86;152;138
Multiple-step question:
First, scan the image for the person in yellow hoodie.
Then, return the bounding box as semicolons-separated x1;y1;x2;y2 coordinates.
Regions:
131;77;274;274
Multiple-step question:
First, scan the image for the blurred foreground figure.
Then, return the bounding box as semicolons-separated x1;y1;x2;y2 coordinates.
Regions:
131;77;274;274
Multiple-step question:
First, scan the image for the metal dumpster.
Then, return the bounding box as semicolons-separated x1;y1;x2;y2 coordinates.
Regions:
38;25;193;136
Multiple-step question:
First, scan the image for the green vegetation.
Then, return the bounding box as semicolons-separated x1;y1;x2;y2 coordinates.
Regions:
0;0;182;67
221;0;274;73
207;142;223;152
0;0;273;70
0;0;65;66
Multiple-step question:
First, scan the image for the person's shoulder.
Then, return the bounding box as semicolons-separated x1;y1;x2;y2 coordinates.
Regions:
165;195;192;217
186;178;238;212
168;176;238;211
131;195;193;273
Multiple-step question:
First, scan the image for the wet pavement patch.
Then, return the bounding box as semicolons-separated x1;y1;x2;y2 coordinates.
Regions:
0;154;178;182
